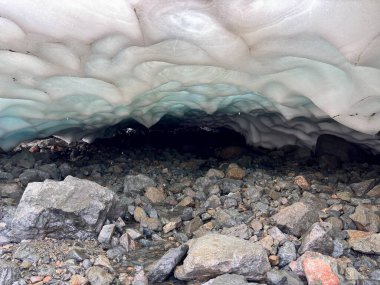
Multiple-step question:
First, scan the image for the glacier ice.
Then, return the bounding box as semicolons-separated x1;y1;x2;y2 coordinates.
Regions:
0;0;379;151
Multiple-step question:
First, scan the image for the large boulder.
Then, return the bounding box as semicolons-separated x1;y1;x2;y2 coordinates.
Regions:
174;234;270;281
11;176;115;240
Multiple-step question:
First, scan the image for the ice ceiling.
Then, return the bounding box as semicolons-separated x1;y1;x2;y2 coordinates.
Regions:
0;0;380;151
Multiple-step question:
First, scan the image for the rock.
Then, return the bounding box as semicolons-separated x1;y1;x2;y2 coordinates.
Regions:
268;255;279;266
202;274;252;285
144;187;166;204
13;243;40;263
19;169;50;186
11;176;115;240
268;227;287;244
0;182;23;201
0;260;21;285
271;202;320;237
133;207;147;223
278;241;297;267
266;269;303;285
294;175;310;190
184;216;203;235
298;222;334;256
347;230;380;254
140;217;162;231
205;195;221;209
86;266;113;285
290;251;341;284
163;221;179;233
345;267;364;280
94;255;113;272
220;224;252;240
98;224;115;244
303;255;340;285
206;169;225;179
69;275;89;285
349;204;379;232
225;164;246;180
178;196;195;207
126;228;142;240
132;266;148;285
174;234;270;281
123;174;155;195
350;179;377;197
147;244;188;283
367;184;380;198
217;146;245;160
119;233;135;252
67;248;89;262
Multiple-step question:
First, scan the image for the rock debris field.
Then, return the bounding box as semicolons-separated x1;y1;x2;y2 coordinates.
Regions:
0;132;379;285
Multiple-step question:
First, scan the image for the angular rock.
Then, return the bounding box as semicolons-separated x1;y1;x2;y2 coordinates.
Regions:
303;254;340;285
294;175;310;190
225;164;246;180
350;179;377;197
147;244;188;283
290;251;341;285
86;266;113;285
174;234;270;281
123;174;155;195
0;260;21;285
349;204;379;232
367;184;380;198
11;176;115;240
298;222;334;256
144;186;166;204
271;202;320;237
347;230;380;254
266;269;303;285
220;224;252;240
278;241;297;267
98;224;115;244
202;274;253;285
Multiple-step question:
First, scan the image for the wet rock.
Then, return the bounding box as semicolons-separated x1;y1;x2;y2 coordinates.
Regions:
271;202;320;237
298;222;334;256
147;244;188;283
98;224;115;244
350;179;377;197
202;274;253;285
266;269;303;285
349;204;379;232
11;176;115;240
278;241;297;267
123;174;155;196
0;260;21;285
347;230;380;254
86;266;113;285
174;234;270;281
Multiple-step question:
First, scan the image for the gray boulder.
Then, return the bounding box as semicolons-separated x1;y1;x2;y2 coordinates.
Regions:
174;234;270;281
0;260;21;285
11;176;115;240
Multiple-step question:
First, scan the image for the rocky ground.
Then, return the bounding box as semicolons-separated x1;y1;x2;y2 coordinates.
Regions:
0;130;379;285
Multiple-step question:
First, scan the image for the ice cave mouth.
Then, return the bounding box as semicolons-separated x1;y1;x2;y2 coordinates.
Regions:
0;0;379;152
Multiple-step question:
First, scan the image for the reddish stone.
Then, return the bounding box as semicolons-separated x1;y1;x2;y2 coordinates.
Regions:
303;257;339;285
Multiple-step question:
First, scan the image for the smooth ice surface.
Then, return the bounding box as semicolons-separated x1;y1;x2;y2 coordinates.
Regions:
0;0;379;150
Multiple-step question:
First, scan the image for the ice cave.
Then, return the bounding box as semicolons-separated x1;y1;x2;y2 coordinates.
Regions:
0;0;379;151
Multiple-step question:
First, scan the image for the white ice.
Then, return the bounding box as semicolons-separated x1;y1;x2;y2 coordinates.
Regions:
0;0;379;150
